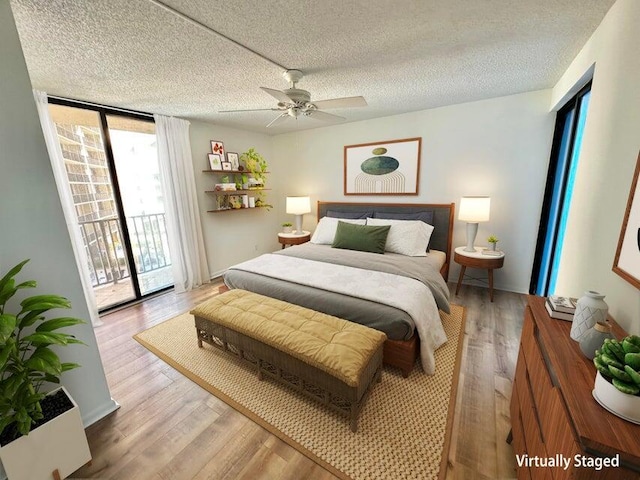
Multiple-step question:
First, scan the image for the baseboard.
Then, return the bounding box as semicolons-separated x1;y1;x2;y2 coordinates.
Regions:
81;398;121;428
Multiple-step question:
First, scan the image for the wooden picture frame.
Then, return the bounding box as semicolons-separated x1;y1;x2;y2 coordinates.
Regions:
613;151;640;289
227;152;240;170
208;153;222;171
344;137;421;195
211;140;225;158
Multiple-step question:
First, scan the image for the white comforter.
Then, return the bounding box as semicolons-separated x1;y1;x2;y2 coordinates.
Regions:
229;253;447;374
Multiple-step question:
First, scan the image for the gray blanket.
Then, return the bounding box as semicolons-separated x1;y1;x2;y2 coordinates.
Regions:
275;244;450;314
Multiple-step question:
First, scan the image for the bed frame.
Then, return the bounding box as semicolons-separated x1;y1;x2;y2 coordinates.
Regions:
317;201;455;377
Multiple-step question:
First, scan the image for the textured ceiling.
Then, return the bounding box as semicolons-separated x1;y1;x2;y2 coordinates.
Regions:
10;0;615;135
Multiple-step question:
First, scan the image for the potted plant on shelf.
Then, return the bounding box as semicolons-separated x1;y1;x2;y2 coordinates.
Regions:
592;335;640;424
0;259;92;480
240;148;268;187
282;222;293;234
487;235;499;251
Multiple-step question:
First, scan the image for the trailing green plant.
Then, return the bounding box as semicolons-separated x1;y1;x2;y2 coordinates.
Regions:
593;335;640;395
240;148;268;186
487;235;499;244
0;259;85;438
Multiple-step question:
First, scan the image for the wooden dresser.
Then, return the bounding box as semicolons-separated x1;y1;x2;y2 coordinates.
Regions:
510;296;640;479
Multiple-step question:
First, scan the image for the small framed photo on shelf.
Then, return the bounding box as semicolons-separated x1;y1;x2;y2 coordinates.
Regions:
211;140;225;158
221;162;232;171
227;152;239;170
208;153;223;170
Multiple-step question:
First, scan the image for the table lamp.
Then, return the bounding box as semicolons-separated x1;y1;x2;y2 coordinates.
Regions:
286;196;311;234
459;196;490;252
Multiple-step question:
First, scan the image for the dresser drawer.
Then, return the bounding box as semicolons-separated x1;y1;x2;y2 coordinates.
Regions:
521;307;554;413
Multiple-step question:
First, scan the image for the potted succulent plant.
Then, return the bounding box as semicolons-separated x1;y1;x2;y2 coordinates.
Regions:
592;335;640;423
282;222;293;233
0;259;92;480
487;235;499;251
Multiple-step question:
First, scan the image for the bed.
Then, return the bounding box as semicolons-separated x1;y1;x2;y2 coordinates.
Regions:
223;201;455;376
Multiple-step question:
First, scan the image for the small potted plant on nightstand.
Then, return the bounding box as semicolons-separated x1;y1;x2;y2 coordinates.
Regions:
282;222;293;234
487;235;499;251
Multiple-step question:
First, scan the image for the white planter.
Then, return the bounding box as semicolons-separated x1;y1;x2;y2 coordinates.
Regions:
0;386;91;480
592;372;640;425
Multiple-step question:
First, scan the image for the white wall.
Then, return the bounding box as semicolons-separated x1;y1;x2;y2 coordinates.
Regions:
0;0;117;434
189;121;284;276
271;90;555;293
552;0;640;334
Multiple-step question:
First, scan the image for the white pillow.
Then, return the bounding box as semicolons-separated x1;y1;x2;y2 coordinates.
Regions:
310;217;366;244
365;218;434;256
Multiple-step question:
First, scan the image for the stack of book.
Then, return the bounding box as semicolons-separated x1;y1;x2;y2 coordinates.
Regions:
481;248;503;256
545;295;577;321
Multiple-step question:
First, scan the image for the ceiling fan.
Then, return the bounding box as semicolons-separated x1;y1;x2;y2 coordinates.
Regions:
219;69;367;128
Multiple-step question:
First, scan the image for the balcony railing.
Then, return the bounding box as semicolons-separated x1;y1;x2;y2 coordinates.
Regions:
79;213;171;287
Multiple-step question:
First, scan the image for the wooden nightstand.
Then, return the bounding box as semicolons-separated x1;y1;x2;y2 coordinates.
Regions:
454;246;504;302
277;231;310;249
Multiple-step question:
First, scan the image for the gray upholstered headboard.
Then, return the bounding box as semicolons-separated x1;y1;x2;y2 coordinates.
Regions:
317;201;455;275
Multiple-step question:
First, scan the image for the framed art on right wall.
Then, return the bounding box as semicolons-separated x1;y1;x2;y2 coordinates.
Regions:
613;151;640;289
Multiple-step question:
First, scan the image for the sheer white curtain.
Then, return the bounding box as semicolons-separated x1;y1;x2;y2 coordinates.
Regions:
154;114;210;292
32;90;102;327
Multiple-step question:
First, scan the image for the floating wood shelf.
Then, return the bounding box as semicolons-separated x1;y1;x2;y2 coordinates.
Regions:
205;189;271;196
207;206;269;213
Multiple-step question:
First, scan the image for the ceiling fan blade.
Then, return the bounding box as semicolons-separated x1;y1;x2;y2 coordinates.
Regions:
218;108;282;113
306;110;345;122
312;96;367;109
266;112;291;128
260;87;293;104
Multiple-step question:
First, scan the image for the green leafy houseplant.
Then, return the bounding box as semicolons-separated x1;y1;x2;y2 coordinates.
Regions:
240;148;268;186
487;235;499;244
282;222;293;227
593;335;640;395
0;259;85;441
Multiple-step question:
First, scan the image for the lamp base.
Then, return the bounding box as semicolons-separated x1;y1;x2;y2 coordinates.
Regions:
294;215;304;235
464;222;479;252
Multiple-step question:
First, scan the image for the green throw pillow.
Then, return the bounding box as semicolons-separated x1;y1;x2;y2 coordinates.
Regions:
332;221;390;254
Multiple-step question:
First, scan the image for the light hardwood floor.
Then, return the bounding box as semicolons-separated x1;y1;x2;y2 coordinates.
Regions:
74;281;526;480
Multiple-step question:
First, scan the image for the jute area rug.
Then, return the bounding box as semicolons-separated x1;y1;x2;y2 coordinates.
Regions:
134;305;465;480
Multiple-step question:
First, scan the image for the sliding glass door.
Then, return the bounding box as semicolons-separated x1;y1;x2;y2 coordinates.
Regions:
48;101;173;311
530;83;591;295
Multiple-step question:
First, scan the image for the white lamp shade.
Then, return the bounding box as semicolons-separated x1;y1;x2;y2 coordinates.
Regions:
458;196;491;222
286;196;311;215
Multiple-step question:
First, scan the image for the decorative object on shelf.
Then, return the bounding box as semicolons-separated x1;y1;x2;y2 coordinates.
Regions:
249;197;256;208
282;222;293;233
240;148;268;186
286;196;311;234
208;153;223;170
221;162;232;171
570;290;609;341
487;235;499;251
592;334;640;423
613;151;640;290
0;259;91;480
579;321;613;359
344;137;421;195
210;140;224;158
227;152;240;170
548;295;578;313
458;196;490;252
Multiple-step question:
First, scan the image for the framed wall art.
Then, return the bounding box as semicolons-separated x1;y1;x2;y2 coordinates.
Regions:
227;152;239;170
344;137;421;195
208;153;223;170
211;140;225;158
613;151;640;289
221;162;232;171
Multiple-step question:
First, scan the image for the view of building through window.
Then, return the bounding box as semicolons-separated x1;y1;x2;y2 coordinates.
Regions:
49;104;173;310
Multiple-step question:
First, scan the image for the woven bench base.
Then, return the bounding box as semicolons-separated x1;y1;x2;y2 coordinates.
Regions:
194;316;382;431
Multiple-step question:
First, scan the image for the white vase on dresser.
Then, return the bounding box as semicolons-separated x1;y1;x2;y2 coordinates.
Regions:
570;290;608;341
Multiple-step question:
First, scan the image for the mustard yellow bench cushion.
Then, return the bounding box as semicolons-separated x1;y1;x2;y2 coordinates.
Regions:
190;289;386;388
